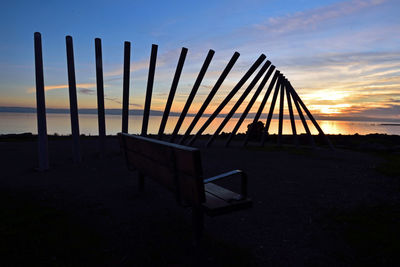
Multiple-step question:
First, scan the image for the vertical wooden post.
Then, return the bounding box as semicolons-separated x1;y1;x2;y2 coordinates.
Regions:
66;35;82;163
206;60;271;147
288;85;315;148
243;70;279;147
226;65;275;147
142;44;158;136
178;51;239;144
188;54;266;146
288;82;334;150
95;38;106;156
34;32;49;171
284;79;299;147
166;48;207;142
158;47;188;139
122;41;131;133
261;74;282;146
277;75;285;146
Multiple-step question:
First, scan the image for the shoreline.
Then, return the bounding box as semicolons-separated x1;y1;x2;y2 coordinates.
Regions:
1;132;399;152
2;109;400;123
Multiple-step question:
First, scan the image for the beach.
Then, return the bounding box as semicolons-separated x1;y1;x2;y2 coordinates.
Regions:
1;135;400;266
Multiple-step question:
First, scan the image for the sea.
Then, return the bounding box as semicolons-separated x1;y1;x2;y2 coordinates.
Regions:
0;112;399;136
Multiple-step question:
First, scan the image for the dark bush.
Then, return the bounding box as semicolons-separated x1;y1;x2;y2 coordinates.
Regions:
246;121;265;141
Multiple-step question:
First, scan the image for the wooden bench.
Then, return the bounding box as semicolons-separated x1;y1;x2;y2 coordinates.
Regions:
119;133;252;243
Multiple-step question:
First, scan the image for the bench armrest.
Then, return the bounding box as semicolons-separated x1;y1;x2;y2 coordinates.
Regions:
204;170;248;198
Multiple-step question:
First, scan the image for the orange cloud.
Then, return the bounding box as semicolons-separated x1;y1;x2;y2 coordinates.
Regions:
27;83;96;93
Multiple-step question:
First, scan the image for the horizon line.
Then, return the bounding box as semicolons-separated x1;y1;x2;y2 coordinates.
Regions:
0;106;399;123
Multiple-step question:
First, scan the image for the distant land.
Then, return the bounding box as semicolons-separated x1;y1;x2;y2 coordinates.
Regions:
1;106;399;123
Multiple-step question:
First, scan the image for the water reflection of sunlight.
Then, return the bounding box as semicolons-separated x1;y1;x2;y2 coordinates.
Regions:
319;120;342;134
1;113;400;135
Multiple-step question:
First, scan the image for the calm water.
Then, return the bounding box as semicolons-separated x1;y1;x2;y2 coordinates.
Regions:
0;112;399;135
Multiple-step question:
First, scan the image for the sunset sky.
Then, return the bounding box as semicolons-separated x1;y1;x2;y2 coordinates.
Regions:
1;0;399;121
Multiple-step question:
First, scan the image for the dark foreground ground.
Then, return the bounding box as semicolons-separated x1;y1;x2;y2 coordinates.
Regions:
1;134;400;266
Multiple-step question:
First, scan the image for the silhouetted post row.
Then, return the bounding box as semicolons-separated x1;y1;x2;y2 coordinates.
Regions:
178;51;240;144
288;82;334;150
169;49;213;142
225;64;275;147
33;33;329;156
288;84;315;148
242;70;279;147
66;35;82;163
261;74;282;146
206;60;272;147
122;41;131;134
158;47;188;139
188;54;266;146
34;32;49;171
142;44;158;136
277;74;285;146
95;38;106;156
284;78;299;147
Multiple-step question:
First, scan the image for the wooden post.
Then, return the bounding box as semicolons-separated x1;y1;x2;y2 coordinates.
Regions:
122;41;131;133
226;64;275;147
178;51;239;144
288;82;334;150
65;35;82;163
206;60;271;147
243;70;279;147
142;44;158;136
34;32;49;171
288;85;315;148
261;74;282;146
284;79;299;147
188;54;266;146
168;48;211;142
158;47;188;139
277;75;285;146
95;38;106;156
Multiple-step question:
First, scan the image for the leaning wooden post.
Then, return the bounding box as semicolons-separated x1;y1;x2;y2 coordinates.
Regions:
167;48;208;142
66;35;82;163
34;32;49;171
261;74;282;146
158;47;188;139
142;44;158;136
206;60;271;147
122;41;131;133
178;51;240;144
277;75;285;146
289;85;315;148
288;82;334;150
284;79;299;147
242;70;279;147
188;54;266;146
95;38;106;156
226;64;275;147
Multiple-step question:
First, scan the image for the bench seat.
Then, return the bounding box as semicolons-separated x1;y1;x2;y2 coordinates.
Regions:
203;182;252;216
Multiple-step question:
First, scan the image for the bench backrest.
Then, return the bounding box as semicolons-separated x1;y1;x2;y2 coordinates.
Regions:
119;133;205;206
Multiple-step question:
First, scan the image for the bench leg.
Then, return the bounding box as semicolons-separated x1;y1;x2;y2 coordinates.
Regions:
138;172;145;192
192;207;204;246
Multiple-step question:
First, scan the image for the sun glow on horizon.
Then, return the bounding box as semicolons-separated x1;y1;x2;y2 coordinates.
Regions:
310;103;352;114
303;90;350;101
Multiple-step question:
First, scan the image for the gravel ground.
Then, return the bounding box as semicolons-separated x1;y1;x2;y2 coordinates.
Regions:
1;136;399;266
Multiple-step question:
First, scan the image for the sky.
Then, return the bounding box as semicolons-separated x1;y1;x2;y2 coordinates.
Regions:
1;0;399;121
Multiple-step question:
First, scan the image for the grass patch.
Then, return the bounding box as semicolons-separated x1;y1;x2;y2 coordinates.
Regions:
375;153;400;177
327;204;400;266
